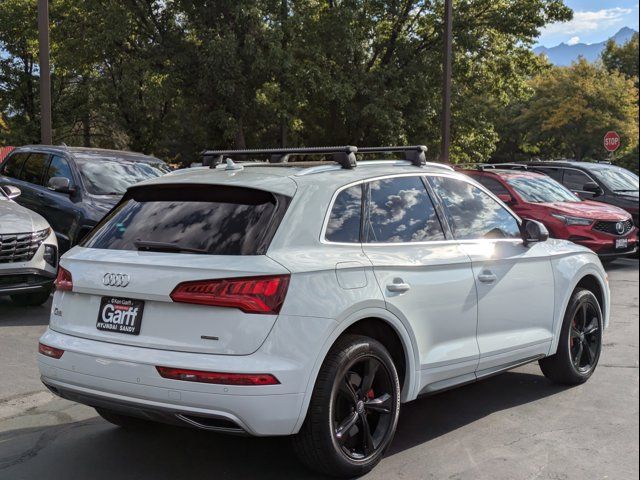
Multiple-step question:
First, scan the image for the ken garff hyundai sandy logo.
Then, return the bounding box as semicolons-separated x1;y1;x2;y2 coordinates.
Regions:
103;273;130;287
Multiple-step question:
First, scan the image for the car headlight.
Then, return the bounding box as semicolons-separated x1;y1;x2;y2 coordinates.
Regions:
550;214;593;226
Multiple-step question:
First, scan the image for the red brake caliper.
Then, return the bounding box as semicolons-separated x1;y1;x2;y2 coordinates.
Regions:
367;389;375;400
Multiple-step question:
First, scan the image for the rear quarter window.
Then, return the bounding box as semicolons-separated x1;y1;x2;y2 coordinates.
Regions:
82;185;290;255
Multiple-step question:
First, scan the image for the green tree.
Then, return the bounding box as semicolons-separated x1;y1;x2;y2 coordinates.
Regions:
602;32;639;87
2;0;574;164
517;59;639;160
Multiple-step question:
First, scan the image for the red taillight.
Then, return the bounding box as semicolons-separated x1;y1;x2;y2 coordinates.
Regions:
156;367;280;386
170;274;290;314
38;342;64;359
55;267;73;292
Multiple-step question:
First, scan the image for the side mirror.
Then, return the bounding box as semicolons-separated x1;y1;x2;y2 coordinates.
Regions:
0;185;21;199
47;176;74;194
497;193;515;205
522;219;549;246
583;182;603;196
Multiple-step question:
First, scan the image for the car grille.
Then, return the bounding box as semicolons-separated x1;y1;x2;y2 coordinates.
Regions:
0;228;50;263
593;220;634;236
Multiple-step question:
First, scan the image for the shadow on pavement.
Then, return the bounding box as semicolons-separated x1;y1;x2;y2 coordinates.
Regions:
603;257;639;272
0;297;51;327
0;371;568;479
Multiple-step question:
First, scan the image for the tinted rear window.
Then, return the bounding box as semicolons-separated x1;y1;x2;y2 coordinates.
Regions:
82;185;290;255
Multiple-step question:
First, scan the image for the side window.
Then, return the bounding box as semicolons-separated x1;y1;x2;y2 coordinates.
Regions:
563;169;592;191
476;176;510;196
325;184;362;243
45;155;75;187
535;167;563;182
0;152;29;179
365;176;445;243
429;176;521;240
19;153;48;185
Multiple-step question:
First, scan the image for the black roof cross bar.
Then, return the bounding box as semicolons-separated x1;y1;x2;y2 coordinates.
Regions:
201;146;358;169
357;145;427;166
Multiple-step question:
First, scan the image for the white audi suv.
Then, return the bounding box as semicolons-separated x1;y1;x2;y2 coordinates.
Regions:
38;147;609;477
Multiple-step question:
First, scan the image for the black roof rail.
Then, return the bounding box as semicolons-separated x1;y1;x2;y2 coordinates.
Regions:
201;146;358;169
357;145;427;167
489;163;528;171
474;164;496;171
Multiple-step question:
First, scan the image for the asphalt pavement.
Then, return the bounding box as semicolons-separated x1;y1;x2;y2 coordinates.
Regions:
0;258;638;480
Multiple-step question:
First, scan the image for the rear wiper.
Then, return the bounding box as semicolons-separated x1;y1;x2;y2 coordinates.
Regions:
134;240;208;254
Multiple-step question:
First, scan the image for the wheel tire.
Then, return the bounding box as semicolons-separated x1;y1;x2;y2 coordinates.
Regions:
293;334;401;478
95;408;154;429
539;289;603;385
10;288;52;307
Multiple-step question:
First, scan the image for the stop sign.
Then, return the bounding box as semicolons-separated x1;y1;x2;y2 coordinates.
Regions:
604;131;621;152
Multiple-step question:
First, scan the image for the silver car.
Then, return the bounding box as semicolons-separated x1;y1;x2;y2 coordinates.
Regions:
0;185;58;306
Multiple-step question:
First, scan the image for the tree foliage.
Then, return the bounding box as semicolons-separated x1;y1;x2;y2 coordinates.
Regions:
495;59;639;162
602;32;639;87
1;0;596;165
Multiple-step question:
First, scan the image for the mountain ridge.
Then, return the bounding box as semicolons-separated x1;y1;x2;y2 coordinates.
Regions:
534;27;638;66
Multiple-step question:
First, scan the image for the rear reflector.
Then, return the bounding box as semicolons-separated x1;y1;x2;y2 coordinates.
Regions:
55;267;73;292
38;342;64;359
170;274;290;314
156;367;280;386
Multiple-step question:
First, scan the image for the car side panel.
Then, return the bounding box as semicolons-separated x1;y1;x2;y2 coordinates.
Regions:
546;243;610;355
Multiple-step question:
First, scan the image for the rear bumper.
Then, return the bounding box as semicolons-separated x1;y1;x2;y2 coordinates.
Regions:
38;328;308;436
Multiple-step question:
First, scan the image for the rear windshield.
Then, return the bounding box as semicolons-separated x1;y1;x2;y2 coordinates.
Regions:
82;185;290;255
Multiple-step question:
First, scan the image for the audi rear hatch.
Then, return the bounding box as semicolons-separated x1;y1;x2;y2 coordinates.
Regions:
50;180;293;355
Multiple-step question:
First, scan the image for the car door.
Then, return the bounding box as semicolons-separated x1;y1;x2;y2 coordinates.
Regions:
361;175;479;394
427;174;555;376
41;155;82;251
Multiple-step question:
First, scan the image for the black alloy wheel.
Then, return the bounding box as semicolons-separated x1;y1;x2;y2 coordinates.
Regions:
293;334;400;478
539;288;603;385
332;355;395;460
569;300;601;373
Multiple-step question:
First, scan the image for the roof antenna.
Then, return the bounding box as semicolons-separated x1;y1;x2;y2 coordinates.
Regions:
225;158;244;171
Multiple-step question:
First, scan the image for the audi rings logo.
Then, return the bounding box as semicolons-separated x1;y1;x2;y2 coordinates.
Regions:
615;222;625;235
103;273;130;288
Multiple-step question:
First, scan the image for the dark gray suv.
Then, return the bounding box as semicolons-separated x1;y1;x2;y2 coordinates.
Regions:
0;146;168;252
523;161;639;227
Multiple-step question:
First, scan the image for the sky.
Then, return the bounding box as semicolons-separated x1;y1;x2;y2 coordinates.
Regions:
536;0;639;47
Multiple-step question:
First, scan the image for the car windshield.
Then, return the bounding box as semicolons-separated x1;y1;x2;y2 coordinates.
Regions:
76;158;166;195
591;167;639;193
506;175;580;203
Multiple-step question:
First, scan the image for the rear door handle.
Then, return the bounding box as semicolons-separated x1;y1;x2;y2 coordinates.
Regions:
387;279;411;293
478;271;497;284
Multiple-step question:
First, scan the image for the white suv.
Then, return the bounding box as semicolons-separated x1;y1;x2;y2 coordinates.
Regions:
38;147;609;477
1;185;58;305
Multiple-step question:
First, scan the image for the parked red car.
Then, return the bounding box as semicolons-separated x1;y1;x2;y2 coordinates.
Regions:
462;168;638;259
